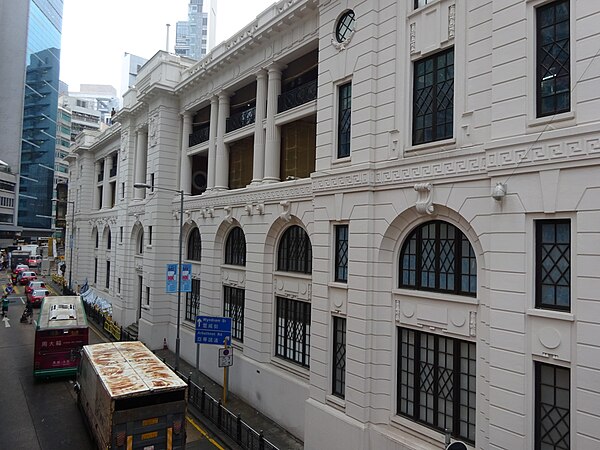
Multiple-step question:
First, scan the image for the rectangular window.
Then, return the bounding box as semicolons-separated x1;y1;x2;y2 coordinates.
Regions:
332;316;346;399
337;82;352;158
149;226;153;245
146;286;150;306
334;225;349;282
94;258;98;284
223;286;245;342
185;278;201;322
536;220;570;311
535;363;570;450
413;48;454;145
275;297;311;368
120;226;123;243
121;182;125;199
118;277;121;294
414;0;433;8
536;0;570;117
105;261;110;289
150;173;155;192
95;232;99;248
398;327;476;443
138;276;143;308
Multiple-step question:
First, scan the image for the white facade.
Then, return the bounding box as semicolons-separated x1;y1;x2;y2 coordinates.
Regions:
68;1;600;449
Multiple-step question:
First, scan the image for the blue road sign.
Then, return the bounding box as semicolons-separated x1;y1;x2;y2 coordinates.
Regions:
195;316;232;345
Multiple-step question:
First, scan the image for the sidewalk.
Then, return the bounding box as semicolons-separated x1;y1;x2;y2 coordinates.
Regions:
154;348;304;450
42;277;304;450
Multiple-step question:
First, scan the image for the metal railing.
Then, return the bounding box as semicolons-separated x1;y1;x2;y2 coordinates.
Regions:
226;107;256;133
173;371;279;450
82;301;137;342
277;79;317;113
189;124;210;147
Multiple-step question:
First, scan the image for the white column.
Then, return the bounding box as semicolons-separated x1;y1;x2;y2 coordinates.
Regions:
94;161;101;209
207;96;219;191
102;157;111;209
252;70;267;184
214;92;230;190
180;113;192;194
134;130;148;200
263;64;284;182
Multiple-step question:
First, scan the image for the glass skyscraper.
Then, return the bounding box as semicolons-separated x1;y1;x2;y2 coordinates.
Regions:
18;0;63;235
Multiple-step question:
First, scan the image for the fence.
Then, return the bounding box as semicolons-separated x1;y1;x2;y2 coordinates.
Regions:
178;371;279;450
82;302;137;342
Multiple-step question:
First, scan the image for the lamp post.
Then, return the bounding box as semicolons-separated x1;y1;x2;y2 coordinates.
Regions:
134;182;184;372
52;199;75;290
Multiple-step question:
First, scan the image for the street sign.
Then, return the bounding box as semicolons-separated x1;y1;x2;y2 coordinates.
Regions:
218;347;233;367
195;316;231;345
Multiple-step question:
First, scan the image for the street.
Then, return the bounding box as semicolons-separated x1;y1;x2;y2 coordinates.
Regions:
0;277;226;450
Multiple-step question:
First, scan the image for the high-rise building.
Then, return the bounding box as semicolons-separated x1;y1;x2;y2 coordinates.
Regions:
175;0;215;60
121;53;148;98
18;0;64;240
0;0;29;243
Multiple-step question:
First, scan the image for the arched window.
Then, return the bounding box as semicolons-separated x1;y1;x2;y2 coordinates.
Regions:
224;227;246;266
278;225;312;274
399;221;476;296
137;230;144;255
107;230;112;250
187;228;202;261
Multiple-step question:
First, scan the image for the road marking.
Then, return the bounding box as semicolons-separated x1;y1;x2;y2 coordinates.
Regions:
186;416;225;450
20;297;25;304
2;317;10;328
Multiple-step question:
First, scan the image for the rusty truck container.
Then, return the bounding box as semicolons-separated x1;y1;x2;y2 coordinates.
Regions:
76;341;188;450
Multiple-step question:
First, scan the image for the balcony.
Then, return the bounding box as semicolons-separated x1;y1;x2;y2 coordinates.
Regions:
226;107;256;133
277;79;317;113
189;124;210;147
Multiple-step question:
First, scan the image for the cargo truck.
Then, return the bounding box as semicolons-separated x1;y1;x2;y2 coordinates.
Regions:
75;341;188;450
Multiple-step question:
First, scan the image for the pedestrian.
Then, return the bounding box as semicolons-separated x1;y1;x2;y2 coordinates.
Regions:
1;293;8;318
60;262;66;277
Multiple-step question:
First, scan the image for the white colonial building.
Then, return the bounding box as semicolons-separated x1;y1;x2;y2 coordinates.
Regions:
67;0;600;449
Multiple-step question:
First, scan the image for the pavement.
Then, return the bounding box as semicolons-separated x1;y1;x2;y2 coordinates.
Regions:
34;274;305;450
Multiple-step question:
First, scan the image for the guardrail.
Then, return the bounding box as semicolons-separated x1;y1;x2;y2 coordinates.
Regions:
82;302;137;342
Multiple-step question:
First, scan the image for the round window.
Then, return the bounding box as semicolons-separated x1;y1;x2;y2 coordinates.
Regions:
335;10;356;43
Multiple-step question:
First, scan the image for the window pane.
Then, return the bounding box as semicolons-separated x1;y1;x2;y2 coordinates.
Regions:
278;226;312;274
225;227;246;266
335;225;349;282
224;286;245;341
536;363;570;450
536;220;570;310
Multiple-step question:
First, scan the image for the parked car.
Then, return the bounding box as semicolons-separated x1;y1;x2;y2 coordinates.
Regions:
27;288;50;307
27;255;42;268
17;271;37;285
25;280;46;295
12;264;29;283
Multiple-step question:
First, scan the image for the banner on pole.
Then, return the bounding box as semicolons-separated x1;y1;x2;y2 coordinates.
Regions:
166;264;178;293
181;263;192;293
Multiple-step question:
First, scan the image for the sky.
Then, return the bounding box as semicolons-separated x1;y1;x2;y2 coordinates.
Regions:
60;0;275;94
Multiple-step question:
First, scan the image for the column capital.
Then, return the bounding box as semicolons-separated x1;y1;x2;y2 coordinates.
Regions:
256;69;268;80
267;62;286;75
218;90;232;101
181;111;193;119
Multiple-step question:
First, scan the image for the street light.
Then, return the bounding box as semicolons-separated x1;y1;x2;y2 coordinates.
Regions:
53;198;75;291
134;182;184;372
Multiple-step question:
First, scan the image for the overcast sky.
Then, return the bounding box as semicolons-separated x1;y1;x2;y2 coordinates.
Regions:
60;0;275;93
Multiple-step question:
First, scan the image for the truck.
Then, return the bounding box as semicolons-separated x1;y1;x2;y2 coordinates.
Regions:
10;250;31;270
19;244;39;255
76;341;188;450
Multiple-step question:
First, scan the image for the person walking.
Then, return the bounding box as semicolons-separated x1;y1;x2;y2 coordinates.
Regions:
1;293;9;318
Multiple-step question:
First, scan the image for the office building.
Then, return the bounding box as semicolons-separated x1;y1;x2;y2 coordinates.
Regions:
67;1;600;449
175;0;215;60
121;53;148;98
18;0;64;240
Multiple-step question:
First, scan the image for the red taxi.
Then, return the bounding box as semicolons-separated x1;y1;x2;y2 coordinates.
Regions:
27;288;50;307
18;271;37;285
12;264;29;283
26;280;46;295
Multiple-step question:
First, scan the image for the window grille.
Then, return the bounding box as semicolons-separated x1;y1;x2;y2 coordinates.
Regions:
278;225;312;274
335;225;348;282
224;286;245;342
332;316;346;398
535;362;570;450
187;228;202;261
185;279;201;322
275;297;311;368
337;83;352;158
536;220;570;311
224;227;246;266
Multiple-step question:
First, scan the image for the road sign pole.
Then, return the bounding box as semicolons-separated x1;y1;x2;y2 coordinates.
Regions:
223;337;229;405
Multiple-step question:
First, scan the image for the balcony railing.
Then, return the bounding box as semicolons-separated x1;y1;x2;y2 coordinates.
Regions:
277;79;317;113
189;124;210;147
98;172;104;182
226;107;256;133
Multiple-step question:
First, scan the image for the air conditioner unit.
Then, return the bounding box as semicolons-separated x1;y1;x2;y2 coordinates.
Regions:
446;441;468;450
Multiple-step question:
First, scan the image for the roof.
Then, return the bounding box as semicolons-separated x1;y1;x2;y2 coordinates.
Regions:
83;341;187;399
37;295;88;330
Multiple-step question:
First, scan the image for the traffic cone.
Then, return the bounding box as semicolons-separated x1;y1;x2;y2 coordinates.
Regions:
163;338;168;350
